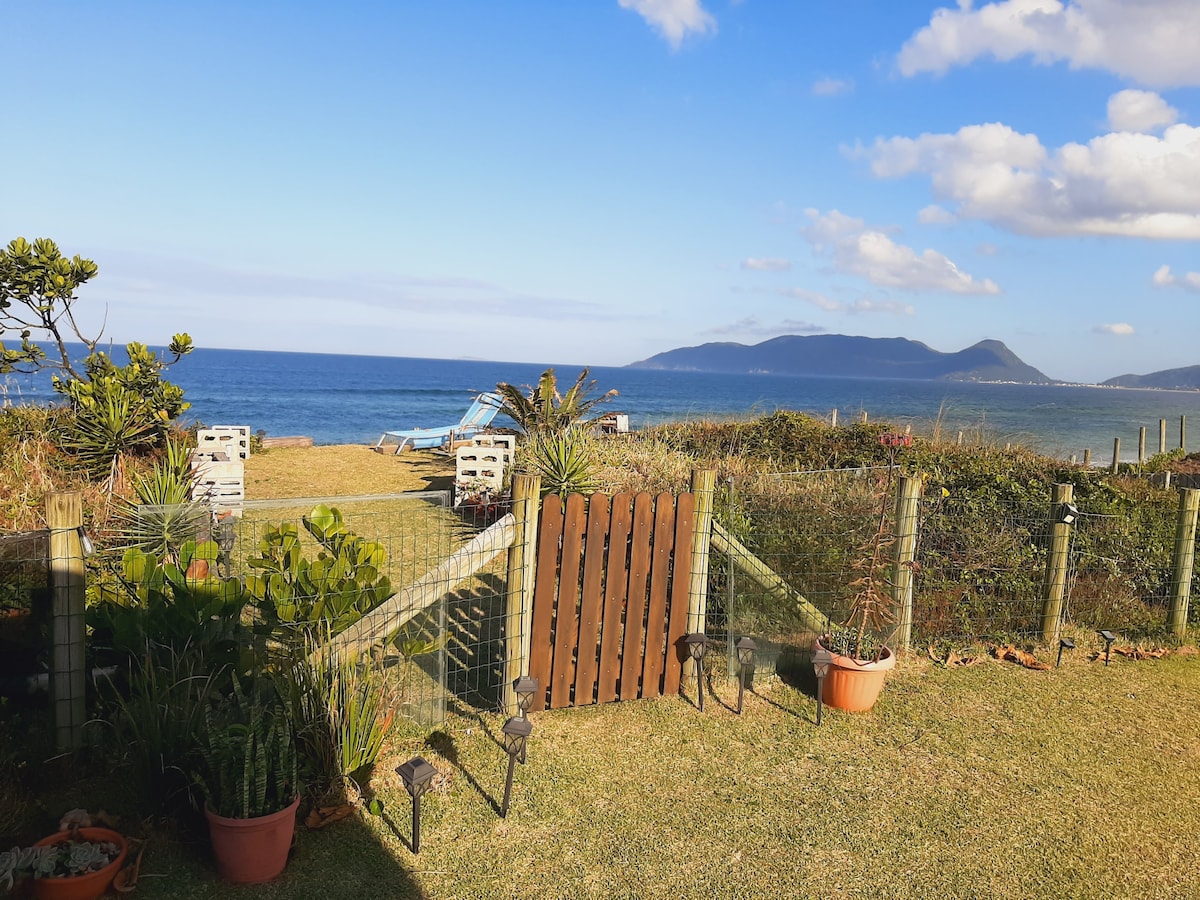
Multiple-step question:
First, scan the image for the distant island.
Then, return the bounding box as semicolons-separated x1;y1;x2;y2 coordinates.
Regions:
1103;366;1200;390
627;335;1054;383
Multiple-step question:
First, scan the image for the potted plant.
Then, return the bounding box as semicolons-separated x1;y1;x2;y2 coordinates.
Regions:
0;814;127;900
193;678;300;884
813;433;910;712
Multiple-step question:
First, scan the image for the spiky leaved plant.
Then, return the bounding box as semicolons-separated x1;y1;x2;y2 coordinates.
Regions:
523;428;600;499
495;367;618;437
195;678;299;819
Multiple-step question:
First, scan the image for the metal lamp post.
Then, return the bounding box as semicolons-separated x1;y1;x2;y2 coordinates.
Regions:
1098;630;1117;666
397;756;438;853
735;637;757;715
1057;637;1075;667
501;715;532;818
811;644;833;726
683;633;710;711
513;675;539;718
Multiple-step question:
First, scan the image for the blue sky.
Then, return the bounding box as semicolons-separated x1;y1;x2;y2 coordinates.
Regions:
3;1;1199;384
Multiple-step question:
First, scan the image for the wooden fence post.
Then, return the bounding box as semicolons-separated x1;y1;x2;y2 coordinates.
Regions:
1110;438;1120;474
47;492;86;752
891;475;922;654
1168;488;1200;636
1160;419;1167;455
1040;483;1074;643
1181;416;1187;452
830;409;838;428
1083;449;1091;467
859;410;868;424
504;473;541;714
1138;427;1146;465
684;469;716;685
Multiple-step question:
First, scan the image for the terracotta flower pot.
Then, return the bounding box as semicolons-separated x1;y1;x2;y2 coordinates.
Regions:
31;827;127;900
205;795;299;884
814;637;896;712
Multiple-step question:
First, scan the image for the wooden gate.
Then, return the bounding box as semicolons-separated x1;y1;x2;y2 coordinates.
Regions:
528;491;696;711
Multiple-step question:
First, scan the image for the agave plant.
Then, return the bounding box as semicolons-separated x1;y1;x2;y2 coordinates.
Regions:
523;428;601;499
115;436;209;561
495;367;617;437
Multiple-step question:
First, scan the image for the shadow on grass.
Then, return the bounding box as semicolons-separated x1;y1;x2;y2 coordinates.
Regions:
425;727;501;817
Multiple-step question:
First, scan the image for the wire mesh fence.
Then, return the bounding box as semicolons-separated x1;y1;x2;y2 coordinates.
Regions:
95;490;520;726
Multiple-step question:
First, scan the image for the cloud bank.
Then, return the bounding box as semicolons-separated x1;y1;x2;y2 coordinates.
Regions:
897;0;1200;89
619;0;716;49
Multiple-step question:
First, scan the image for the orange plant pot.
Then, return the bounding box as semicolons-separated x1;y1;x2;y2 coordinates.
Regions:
31;827;127;900
815;639;896;712
205;795;299;884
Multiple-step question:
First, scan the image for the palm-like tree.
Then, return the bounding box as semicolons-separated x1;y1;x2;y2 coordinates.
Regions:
495;368;618;437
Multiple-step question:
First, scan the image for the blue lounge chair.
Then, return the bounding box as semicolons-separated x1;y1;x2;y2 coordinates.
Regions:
374;391;504;454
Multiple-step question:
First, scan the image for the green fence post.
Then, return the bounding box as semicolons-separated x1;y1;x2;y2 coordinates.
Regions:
1040;483;1075;643
891;475;922;654
684;469;716;687
1168;488;1200;637
504;473;542;715
48;491;86;752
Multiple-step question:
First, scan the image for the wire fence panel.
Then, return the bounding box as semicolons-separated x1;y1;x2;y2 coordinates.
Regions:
911;496;1049;644
0;529;50;694
718;468;887;677
101;490;520;726
1066;500;1178;636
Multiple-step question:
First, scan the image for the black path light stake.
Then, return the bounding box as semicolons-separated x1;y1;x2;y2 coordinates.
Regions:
735;637;758;715
1057;637;1076;668
811;644;833;726
683;633;711;712
501;715;533;818
1098;630;1118;666
513;675;539;718
397;756;438;853
1056;502;1080;526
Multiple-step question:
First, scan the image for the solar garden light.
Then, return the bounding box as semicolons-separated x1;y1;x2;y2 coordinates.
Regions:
1098;630;1118;666
811;644;833;726
513;675;539;718
397;756;438;853
1056;502;1080;526
1057;637;1075;668
500;715;533;818
683;633;711;712
735;637;758;715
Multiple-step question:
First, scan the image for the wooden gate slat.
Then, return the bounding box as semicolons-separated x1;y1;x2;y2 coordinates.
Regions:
528;496;564;713
573;494;609;706
597;492;633;704
663;492;696;695
640;493;677;697
619;492;654;700
550;493;587;709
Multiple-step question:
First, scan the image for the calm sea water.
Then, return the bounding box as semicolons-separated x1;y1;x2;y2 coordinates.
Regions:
5;347;1200;462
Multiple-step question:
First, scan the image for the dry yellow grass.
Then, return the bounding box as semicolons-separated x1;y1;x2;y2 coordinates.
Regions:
244;445;456;500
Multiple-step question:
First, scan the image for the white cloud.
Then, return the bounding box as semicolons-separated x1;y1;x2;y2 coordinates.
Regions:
1153;264;1200;291
1093;323;1135;335
706;317;824;336
897;0;1200;89
1107;90;1179;133
741;257;792;271
918;204;957;224
780;287;843;311
859;114;1200;239
812;77;854;96
618;0;716;49
800;209;1002;294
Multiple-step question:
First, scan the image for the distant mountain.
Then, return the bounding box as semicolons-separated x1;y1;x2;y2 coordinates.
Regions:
1103;366;1200;390
627;335;1054;383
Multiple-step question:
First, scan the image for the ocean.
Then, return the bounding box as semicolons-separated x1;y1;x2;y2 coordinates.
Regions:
5;347;1200;462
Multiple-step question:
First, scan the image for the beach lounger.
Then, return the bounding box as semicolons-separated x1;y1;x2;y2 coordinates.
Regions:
374;391;504;454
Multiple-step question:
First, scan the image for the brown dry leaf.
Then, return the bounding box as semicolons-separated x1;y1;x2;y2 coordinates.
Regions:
1114;645;1168;660
305;804;356;830
927;645;981;668
113;840;145;893
1176;645;1199;656
991;644;1050;671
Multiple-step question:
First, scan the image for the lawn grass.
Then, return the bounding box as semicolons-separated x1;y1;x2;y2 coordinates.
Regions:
24;645;1199;900
244;445;455;500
